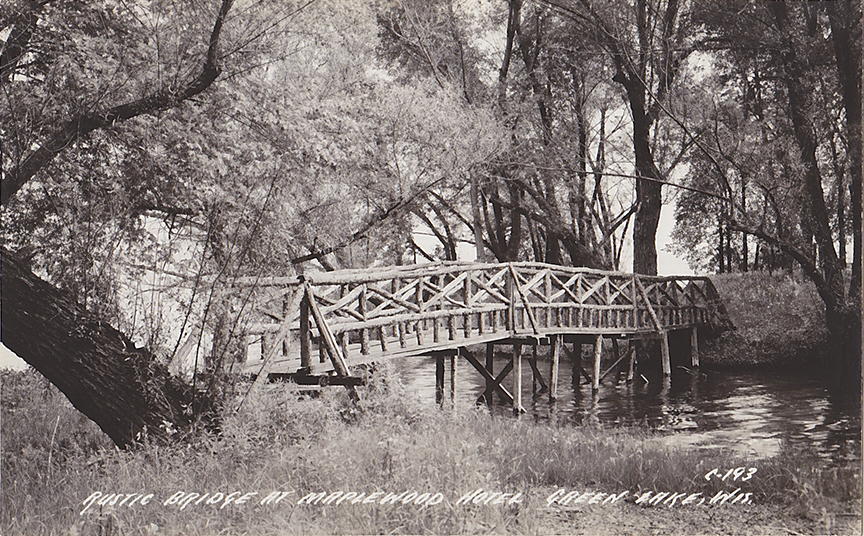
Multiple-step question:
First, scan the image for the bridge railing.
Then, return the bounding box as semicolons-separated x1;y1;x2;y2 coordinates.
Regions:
236;262;731;375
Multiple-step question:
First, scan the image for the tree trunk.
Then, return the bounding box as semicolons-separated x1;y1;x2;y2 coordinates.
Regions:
827;0;862;297
625;83;662;276
741;177;748;271
0;0;41;86
1;249;214;447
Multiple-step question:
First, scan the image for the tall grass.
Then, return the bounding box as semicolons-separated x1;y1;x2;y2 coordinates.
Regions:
2;367;860;535
707;271;828;366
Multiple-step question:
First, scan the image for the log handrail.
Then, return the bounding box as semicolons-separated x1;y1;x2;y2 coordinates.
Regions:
235;262;733;375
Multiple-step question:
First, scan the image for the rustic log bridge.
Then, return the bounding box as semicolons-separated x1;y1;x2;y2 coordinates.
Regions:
236;262;732;406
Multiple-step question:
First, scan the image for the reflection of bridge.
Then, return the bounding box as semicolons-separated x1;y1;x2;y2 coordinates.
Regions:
237;262;732;410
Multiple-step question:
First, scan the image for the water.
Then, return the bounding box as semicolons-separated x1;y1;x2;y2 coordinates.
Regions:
393;352;861;463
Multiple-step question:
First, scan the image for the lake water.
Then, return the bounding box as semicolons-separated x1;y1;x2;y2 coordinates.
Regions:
393;352;861;463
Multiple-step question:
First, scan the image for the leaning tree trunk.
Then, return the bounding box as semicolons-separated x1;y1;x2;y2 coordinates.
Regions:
1;249;215;447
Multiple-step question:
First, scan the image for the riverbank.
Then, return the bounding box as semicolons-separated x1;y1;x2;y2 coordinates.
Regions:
704;271;829;368
3;368;860;535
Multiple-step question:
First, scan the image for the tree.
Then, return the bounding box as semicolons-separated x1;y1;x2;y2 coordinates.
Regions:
0;0;245;444
2;0;510;444
380;0;644;269
672;0;862;385
545;0;695;275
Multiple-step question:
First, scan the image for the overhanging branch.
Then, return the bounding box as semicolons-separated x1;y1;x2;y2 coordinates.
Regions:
2;0;235;207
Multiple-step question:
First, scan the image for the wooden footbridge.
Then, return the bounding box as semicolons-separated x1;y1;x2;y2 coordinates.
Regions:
236;262;732;411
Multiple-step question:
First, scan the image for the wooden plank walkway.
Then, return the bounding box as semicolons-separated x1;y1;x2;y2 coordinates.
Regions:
234;262;733;393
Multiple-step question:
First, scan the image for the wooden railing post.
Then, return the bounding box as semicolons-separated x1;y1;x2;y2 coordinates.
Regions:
545;269;552;328
463;274;472;338
300;287;311;371
507;267;516;333
359;285;369;355
416;278;425;346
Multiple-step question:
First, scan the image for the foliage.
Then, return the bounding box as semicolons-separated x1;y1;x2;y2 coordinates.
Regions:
672;1;859;282
704;272;828;366
1;0;508;362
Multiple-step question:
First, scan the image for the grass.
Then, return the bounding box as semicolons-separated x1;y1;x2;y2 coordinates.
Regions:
2;367;861;535
706;271;829;367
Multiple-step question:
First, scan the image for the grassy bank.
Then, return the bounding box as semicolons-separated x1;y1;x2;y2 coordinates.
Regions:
2;368;860;535
705;271;829;367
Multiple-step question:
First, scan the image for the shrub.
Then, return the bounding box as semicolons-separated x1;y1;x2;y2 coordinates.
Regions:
705;272;828;366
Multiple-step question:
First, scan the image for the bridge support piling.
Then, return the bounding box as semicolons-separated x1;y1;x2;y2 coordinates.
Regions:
435;354;445;405
484;343;494;404
549;335;560;401
300;292;310;369
690;327;699;367
450;350;457;410
528;345;547;394
513;343;522;416
531;346;537;394
661;331;671;376
592;335;603;391
627;342;636;382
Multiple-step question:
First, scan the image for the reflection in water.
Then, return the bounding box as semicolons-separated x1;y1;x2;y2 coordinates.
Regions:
393;353;861;463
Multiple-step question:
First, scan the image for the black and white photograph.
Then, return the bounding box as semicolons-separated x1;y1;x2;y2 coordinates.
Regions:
1;0;862;534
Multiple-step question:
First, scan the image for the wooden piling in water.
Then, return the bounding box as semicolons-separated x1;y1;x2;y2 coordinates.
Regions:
550;335;560;401
435;354;445;404
531;346;538;393
592;335;603;391
300;292;310;370
661;331;671;376
485;343;494;404
627;342;636;382
513;343;522;415
450;350;457;410
690;327;699;367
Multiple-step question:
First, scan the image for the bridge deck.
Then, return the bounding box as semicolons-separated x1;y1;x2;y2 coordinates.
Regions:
233;262;732;380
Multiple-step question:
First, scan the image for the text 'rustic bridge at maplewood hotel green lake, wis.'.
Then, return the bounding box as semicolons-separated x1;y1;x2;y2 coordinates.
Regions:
231;262;734;412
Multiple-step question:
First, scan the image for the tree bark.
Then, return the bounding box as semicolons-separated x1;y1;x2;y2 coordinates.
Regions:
2;249;214;447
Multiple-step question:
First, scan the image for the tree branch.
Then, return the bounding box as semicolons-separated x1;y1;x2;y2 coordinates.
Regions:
2;0;235;206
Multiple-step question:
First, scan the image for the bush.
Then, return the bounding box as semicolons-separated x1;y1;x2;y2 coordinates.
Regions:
705;272;828;366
